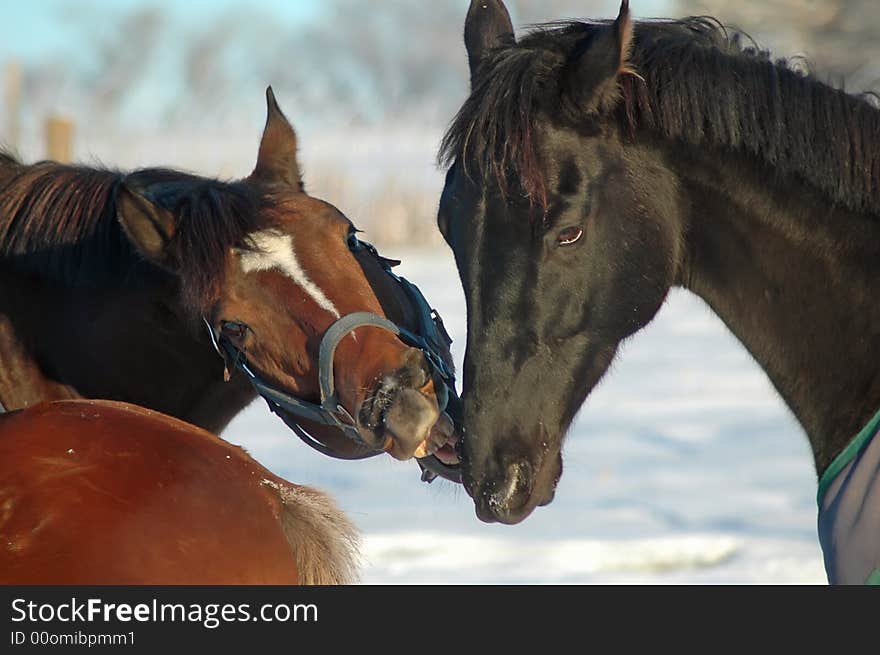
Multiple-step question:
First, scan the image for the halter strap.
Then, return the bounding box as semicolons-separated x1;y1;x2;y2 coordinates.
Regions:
317;312;404;405
203;242;462;483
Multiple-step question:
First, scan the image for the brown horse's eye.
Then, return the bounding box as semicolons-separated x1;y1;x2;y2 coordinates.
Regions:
557;226;584;247
221;321;249;341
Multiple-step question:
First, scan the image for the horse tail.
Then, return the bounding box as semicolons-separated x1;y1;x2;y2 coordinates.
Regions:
263;479;361;585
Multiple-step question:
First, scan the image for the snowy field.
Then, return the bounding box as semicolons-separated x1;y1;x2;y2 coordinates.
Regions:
224;249;827;584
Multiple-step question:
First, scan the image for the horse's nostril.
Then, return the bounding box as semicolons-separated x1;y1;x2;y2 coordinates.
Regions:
399;347;429;388
470;459;536;524
502;460;533;503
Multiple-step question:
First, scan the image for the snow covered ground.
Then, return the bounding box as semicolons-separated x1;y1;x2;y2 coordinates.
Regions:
224;249;827;584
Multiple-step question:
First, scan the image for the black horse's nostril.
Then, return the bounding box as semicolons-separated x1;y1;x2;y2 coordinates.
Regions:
472;459;535;524
493;460;533;507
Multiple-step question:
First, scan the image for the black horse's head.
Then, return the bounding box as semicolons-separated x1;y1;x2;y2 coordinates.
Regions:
439;1;684;523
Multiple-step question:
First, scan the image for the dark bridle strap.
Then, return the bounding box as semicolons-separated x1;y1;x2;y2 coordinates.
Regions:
317;311;403;406
202;242;463;482
205;315;381;459
263;402;382;461
206;311;442;444
211;312;397;444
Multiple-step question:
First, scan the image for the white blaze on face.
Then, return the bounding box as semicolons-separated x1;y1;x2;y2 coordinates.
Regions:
239;230;341;319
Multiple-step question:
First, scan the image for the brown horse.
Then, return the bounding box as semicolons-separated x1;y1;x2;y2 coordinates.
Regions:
0;400;358;585
0;89;460;584
0;87;458;464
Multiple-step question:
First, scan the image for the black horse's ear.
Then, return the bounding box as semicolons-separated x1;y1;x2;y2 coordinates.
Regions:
465;0;515;83
561;0;635;115
252;86;303;190
116;183;177;266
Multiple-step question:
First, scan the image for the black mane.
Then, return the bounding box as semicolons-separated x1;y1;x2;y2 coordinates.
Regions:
440;17;880;215
0;152;273;309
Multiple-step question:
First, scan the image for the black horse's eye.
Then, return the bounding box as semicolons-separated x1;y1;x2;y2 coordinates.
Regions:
557;226;584;247
347;231;362;251
221;321;249;340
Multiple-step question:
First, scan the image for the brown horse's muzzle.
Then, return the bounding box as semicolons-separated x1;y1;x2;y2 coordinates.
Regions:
355;347;446;460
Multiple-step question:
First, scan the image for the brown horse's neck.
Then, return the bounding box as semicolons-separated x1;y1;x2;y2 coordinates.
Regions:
671;145;880;474
0;270;255;433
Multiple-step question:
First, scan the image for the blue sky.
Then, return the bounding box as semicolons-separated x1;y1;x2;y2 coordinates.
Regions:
1;0;674;63
0;0;321;62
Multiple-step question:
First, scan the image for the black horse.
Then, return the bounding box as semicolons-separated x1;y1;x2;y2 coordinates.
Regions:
439;1;880;583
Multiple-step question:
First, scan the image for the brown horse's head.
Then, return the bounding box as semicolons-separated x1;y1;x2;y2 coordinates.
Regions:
115;88;454;462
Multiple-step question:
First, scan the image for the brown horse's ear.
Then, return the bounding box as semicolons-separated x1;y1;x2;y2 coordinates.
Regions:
464;0;515;84
561;0;635;115
116;183;177;266
252;86;302;190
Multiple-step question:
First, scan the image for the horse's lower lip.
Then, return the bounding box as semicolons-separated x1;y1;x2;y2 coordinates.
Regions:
538;489;556;506
476;504;535;525
433;443;460;465
413;411;458;460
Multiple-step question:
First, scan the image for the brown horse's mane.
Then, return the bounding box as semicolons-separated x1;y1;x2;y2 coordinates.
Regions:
0;151;274;309
440;17;880;216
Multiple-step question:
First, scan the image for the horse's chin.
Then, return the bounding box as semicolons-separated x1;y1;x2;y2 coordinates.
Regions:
414;411;463;483
412;411;459;461
432;443;461;466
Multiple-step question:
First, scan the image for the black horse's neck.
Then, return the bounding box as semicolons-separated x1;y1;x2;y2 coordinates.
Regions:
670;143;880;474
0;270;255;432
614;20;880;475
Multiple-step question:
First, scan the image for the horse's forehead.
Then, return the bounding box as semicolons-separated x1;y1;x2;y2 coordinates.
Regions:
279;193;345;226
541;122;606;165
240;229;293;258
237;230;341;319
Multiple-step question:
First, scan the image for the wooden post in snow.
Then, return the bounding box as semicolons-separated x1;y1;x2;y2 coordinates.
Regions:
3;60;22;151
45;116;74;163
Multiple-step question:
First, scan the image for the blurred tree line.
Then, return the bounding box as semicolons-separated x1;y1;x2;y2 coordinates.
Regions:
7;1;879;133
4;1;876;247
10;1;611;132
675;1;880;92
